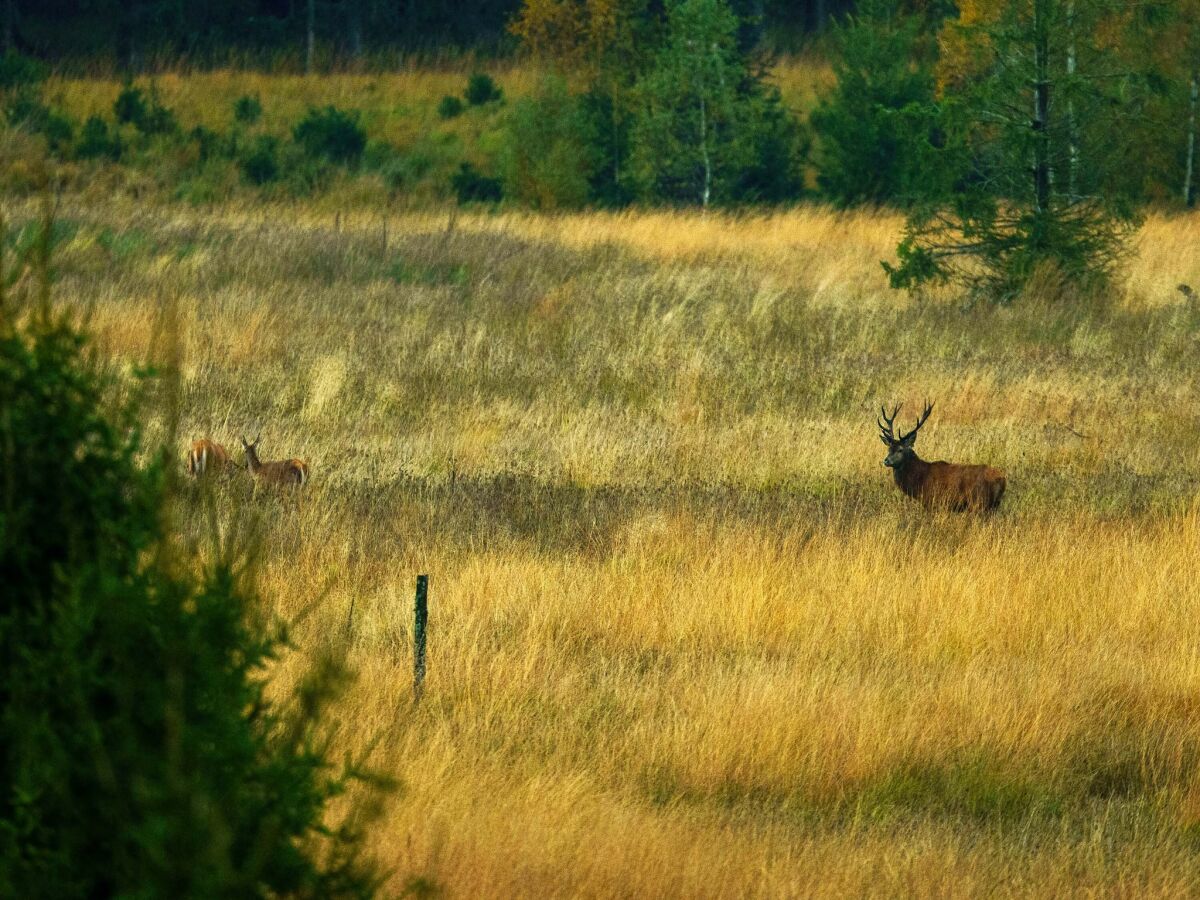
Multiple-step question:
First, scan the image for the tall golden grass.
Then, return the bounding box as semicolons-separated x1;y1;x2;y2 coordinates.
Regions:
13;191;1200;895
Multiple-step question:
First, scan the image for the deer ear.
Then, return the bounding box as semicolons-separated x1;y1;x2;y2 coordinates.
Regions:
879;434;891;446
901;432;917;448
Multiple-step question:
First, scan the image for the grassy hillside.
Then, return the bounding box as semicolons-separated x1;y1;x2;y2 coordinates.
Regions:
11;193;1200;895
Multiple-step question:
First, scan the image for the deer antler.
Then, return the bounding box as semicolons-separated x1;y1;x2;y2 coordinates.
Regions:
878;404;901;445
897;401;934;444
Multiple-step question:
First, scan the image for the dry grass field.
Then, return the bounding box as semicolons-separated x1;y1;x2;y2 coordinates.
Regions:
11;192;1200;896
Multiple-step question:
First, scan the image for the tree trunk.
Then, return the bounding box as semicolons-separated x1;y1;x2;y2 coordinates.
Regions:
1066;0;1078;201
3;0;14;54
699;93;711;208
1186;72;1198;207
118;2;137;74
610;87;621;190
1032;0;1051;224
347;0;363;58
306;0;316;73
405;0;419;45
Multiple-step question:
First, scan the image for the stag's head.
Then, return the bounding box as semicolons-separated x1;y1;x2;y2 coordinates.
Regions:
878;402;933;468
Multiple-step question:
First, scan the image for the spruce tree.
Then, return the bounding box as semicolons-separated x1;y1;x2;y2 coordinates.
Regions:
884;0;1144;301
810;0;943;207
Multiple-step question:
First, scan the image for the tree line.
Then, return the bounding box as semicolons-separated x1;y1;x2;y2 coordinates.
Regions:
507;0;1192;298
0;0;849;66
4;0;1199;298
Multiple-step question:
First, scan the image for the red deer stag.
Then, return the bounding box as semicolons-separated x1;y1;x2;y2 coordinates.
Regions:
186;439;231;477
240;435;309;488
878;402;1005;512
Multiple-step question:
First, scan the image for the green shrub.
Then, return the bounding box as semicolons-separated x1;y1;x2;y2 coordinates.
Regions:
0;217;385;898
240;134;280;184
464;72;503;106
233;93;263;125
279;142;333;196
5;94;74;152
0;52;47;91
293;105;366;165
113;83;177;135
369;135;456;193
451;161;503;203
501;76;594;209
363;140;408;191
188;125;222;162
113;84;147;126
437;95;465;119
75;116;121;160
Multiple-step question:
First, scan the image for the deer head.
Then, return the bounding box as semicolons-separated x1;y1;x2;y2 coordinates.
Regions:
239;434;261;471
878;402;933;469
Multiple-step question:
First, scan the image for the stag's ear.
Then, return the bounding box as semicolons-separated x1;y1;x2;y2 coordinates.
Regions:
901;432;917;448
880;434;891;446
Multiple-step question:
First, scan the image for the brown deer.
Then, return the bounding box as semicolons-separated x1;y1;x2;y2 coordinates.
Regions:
240;435;309;488
186;439;232;477
878;402;1005;512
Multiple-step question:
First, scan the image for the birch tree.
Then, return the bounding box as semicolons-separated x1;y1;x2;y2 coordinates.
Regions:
629;0;805;206
509;0;653;203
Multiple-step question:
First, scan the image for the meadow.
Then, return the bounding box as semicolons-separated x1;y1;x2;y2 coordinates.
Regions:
11;188;1200;896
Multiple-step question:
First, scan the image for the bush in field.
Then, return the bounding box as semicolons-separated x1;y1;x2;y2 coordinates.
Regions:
188;124;223;163
233;93;263;125
451;161;503;203
437;95;465;119
0;52;47;91
464;72;503;106
0;218;384;898
75;115;121;160
113;84;147;126
240;134;280;184
293;105;366;165
5;95;73;152
114;83;177;135
501;76;595;208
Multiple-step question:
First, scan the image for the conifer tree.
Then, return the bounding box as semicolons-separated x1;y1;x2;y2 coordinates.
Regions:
885;0;1144;300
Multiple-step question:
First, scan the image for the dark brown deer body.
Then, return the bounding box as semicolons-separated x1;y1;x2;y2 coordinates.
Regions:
186;439;231;477
878;403;1005;512
240;435;309;487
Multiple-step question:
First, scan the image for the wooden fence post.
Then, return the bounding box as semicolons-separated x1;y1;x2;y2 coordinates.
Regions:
413;574;428;703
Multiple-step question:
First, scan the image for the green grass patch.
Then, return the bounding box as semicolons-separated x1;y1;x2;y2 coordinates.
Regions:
387;256;469;286
854;755;1063;824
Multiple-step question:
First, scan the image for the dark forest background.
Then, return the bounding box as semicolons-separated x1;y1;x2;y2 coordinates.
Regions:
1;0;851;64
